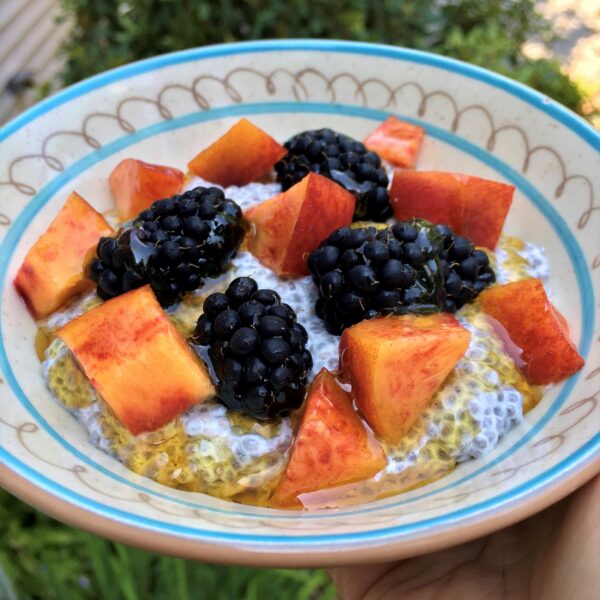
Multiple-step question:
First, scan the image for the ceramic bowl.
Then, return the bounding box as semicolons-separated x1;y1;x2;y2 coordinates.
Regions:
1;40;598;567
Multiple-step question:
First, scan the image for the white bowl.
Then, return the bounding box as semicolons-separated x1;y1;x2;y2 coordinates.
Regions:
0;40;598;567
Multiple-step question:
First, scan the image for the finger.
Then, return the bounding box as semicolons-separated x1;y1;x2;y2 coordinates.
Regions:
329;538;486;600
329;562;398;600
531;475;600;600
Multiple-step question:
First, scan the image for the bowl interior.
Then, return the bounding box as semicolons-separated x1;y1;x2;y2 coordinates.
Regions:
0;41;598;566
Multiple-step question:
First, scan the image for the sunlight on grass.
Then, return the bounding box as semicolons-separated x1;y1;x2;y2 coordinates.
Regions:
535;0;600;126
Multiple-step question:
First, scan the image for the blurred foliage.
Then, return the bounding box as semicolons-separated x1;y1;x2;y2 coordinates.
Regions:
57;0;587;115
0;489;335;599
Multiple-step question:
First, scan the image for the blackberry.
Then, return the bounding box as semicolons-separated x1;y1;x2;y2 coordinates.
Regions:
88;187;247;306
193;278;313;420
308;220;447;334
435;225;496;312
274;128;392;221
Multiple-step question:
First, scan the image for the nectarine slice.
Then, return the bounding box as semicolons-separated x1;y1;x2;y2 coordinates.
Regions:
188;118;286;186
14;192;114;319
245;172;355;276
271;369;386;507
57;286;215;435
364;116;425;168
340;314;471;444
390;171;514;249
109;158;184;221
480;278;584;384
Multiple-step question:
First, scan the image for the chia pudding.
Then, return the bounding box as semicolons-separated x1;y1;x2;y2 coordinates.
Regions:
40;178;545;508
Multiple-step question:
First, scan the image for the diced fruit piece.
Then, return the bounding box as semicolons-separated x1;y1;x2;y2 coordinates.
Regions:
479;278;584;384
109;158;184;221
364;116;425;168
188;118;286;186
271;369;386;507
340;314;471;443
14;192;114;319
460;177;514;250
392;171;459;228
246;172;355;276
390;171;514;249
56;286;214;435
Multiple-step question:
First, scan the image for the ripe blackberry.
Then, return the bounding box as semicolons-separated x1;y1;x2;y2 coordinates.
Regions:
435;224;496;312
274;128;392;221
88;187;247;306
308;220;447;334
193;278;313;420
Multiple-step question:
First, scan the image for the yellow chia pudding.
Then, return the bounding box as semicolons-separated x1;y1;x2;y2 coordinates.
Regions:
16;121;583;510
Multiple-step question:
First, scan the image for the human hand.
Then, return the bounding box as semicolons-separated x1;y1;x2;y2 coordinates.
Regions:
330;475;599;600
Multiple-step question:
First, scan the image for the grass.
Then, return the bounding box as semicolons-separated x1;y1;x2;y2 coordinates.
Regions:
0;489;336;599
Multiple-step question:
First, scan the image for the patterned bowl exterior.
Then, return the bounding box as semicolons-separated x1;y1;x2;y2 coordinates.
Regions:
0;40;598;567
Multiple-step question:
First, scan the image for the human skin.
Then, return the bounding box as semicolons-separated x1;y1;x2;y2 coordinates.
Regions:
329;475;600;600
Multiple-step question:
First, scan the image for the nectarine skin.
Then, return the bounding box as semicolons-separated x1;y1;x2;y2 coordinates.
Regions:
340;314;471;444
271;369;386;508
246;172;355;276
188;118;286;186
364;116;425;168
390;171;514;249
14;192;114;319
109;158;184;221
57;286;215;435
480;278;584;385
